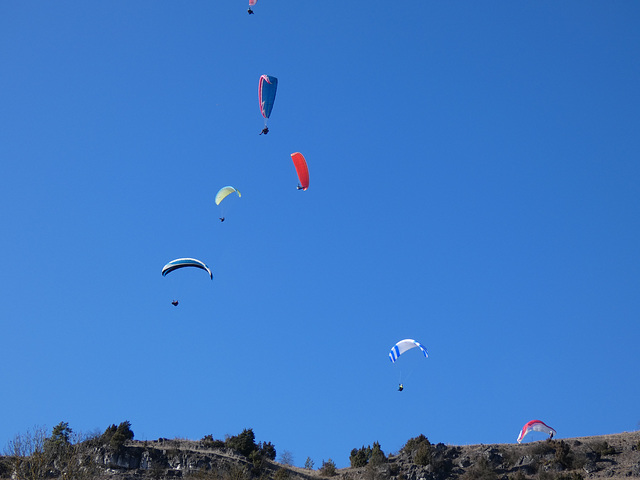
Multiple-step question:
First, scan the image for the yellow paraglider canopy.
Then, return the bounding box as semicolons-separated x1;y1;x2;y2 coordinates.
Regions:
215;186;241;206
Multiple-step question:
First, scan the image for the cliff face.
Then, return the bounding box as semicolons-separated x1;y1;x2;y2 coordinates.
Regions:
1;432;639;480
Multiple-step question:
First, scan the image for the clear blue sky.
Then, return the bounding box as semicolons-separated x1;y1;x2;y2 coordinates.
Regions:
1;0;639;469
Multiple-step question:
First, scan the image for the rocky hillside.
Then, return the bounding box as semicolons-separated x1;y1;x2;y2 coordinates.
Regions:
1;431;639;480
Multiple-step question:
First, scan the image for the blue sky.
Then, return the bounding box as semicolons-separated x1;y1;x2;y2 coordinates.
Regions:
1;0;639;469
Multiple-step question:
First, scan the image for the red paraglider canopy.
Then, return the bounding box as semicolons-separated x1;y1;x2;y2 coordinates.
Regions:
291;152;309;191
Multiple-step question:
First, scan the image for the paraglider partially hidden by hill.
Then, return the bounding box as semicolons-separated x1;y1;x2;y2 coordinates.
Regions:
517;419;557;443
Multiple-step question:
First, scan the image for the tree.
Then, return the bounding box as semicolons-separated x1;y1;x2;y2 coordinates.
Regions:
101;421;134;450
369;442;386;466
225;429;257;457
350;442;386;467
279;450;294;466
4;426;48;480
402;434;430;455
50;422;72;445
350;446;371;467
260;441;276;460
320;459;337;477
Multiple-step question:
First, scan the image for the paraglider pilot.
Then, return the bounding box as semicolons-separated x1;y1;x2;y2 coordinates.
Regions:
247;8;254;14
398;384;404;392
171;300;179;306
260;126;269;135
219;217;225;222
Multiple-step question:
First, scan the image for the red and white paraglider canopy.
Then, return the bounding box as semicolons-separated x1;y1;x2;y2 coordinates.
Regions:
517;420;556;443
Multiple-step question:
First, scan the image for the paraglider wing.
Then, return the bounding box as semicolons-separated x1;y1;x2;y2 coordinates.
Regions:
249;0;257;4
215;186;241;206
258;75;278;119
389;339;428;363
162;258;213;280
517;420;556;443
291;152;309;190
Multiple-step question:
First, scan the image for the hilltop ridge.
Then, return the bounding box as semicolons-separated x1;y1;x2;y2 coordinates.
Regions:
2;430;639;480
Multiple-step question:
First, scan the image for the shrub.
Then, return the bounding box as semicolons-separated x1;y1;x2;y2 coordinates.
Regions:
260;441;276;460
531;440;556;456
370;442;386;466
249;449;267;476
350;442;386;467
591;441;616;457
459;457;497;480
350;447;370;468
304;457;315;470
4;426;48;480
320;459;337;477
274;467;291;480
402;434;430;455
224;464;250;480
226;429;257;457
413;443;432;466
101;421;134;450
553;441;573;469
202;434;225;449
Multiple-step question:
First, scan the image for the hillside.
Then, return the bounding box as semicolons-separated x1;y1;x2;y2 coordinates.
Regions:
1;431;638;480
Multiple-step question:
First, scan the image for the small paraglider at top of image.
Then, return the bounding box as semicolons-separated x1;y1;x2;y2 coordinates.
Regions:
291;152;309;191
517;420;556;443
389;338;428;391
162;258;213;280
248;0;257;14
258;74;277;134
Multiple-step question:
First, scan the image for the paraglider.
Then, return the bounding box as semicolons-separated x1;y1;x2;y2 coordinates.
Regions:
248;0;256;14
291;152;309;191
162;258;213;280
389;339;428;363
215;186;241;206
258;75;277;134
215;186;240;221
517;420;556;443
389;339;428;391
171;300;179;306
